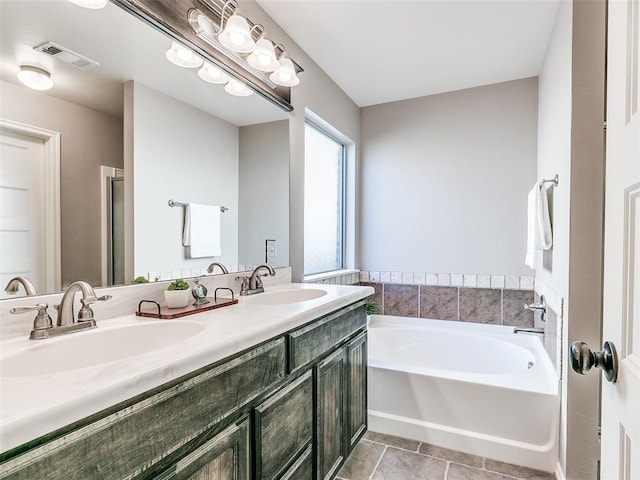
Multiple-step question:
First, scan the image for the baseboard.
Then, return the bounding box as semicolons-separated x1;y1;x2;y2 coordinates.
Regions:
555;461;566;480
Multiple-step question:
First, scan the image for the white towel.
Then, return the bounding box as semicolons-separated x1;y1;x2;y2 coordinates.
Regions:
182;203;221;258
525;183;553;268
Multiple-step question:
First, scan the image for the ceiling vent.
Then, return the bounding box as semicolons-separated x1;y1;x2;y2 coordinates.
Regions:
34;41;99;70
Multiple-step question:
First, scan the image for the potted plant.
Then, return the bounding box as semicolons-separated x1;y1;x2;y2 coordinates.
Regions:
164;278;190;308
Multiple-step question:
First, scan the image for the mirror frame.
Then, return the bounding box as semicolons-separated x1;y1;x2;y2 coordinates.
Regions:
112;0;300;112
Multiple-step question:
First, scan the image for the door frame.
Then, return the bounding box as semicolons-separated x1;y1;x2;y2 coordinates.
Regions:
0;119;61;293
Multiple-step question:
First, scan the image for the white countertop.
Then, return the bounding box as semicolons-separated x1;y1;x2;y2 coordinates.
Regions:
0;283;373;453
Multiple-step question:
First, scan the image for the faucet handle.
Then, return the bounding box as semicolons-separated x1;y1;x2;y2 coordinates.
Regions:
10;303;53;338
82;295;112;305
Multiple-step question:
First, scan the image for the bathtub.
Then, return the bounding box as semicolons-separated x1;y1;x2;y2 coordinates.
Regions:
367;315;559;473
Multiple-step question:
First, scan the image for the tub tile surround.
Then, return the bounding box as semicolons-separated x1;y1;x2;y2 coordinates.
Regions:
337;431;555;480
361;272;535;290
361;281;535;327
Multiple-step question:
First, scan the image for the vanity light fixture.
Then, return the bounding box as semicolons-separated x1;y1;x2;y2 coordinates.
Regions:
166;41;203;68
224;78;253;96
66;0;108;8
270;52;300;87
198;62;231;84
17;65;54;91
246;36;279;72
217;8;256;53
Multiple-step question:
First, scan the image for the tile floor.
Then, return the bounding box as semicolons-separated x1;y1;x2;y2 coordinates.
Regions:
337;431;555;480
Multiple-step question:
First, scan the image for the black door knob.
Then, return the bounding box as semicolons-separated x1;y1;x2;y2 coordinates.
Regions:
569;341;618;383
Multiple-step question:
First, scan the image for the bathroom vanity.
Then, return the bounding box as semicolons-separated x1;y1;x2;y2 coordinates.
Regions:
0;283;372;480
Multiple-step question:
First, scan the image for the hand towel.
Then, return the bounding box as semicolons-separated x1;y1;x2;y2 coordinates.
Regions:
182;203;221;258
525;183;553;268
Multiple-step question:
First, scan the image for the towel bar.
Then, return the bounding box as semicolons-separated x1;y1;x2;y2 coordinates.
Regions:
168;199;228;212
539;174;559;188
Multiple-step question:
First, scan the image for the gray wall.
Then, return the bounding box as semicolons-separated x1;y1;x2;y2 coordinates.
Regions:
128;81;239;280
241;1;362;283
359;78;538;276
0;80;123;288
238;120;289;268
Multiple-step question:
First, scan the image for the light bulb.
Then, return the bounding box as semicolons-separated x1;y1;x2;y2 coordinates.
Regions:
198;62;230;84
218;11;256;53
270;56;299;87
247;37;279;72
166;41;203;68
224;79;253;97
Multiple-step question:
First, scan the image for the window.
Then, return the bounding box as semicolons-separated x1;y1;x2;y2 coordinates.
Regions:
304;121;345;276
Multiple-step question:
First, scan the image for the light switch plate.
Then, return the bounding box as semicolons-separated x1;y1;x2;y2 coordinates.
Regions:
266;239;277;265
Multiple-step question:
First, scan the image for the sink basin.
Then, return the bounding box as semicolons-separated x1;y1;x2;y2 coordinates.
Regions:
246;288;328;305
1;321;205;377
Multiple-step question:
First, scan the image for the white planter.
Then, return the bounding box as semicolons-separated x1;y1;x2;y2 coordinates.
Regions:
164;289;190;309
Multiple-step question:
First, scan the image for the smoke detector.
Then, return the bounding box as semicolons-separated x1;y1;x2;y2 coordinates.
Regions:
34;41;99;70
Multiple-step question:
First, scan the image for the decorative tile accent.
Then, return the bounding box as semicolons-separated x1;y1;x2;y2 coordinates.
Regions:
426;273;439;286
505;275;520;289
520;275;535;290
414;272;426;285
544;307;559;371
401;271;414;285
451;274;464;287
360;271;370;283
502;289;534;327
371;448;447;480
383;284;419;317
437;273;450;286
463;274;477;287
369;271;380;283
491;275;505;289
459;288;501;324
420;286;458;321
477;274;491;288
380;271;391;283
391;271;402;284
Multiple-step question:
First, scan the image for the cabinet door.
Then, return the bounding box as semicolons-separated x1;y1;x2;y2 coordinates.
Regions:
316;348;346;480
280;445;313;480
255;371;313;479
153;417;250;480
346;331;367;452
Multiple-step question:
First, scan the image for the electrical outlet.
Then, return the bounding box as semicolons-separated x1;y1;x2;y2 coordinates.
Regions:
266;239;277;265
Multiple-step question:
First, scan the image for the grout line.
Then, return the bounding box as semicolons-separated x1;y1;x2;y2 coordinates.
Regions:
368;445;387;479
444;461;451;479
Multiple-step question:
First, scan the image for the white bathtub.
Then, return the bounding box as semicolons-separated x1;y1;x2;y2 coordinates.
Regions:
367;315;559;473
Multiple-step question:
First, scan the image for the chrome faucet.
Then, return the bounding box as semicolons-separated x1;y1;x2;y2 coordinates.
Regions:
9;281;111;340
238;264;276;295
56;281;111;328
207;262;229;274
514;327;545;335
4;276;38;296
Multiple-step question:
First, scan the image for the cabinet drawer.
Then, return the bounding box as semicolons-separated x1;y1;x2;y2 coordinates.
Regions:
255;371;313;480
0;338;286;480
288;303;366;373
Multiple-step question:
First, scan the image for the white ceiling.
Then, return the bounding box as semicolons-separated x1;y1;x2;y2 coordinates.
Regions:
256;0;561;107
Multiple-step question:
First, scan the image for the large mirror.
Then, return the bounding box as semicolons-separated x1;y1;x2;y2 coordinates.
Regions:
0;0;290;298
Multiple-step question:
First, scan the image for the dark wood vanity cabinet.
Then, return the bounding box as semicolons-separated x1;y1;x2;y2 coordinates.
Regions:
0;301;367;480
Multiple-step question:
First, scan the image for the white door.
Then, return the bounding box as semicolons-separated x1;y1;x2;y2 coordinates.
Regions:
600;0;640;478
0;129;46;297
